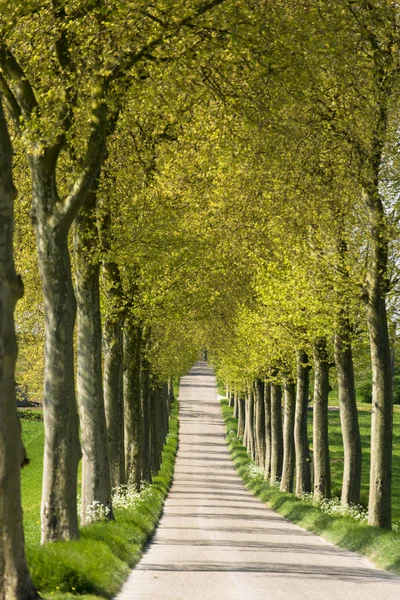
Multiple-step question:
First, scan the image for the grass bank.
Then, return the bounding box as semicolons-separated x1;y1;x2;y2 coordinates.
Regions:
220;398;400;575
21;400;179;599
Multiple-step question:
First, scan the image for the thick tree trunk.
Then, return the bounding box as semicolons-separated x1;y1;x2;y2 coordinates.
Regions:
270;381;283;484
31;177;81;542
75;195;113;525
103;261;125;490
0;100;38;598
280;379;296;493
264;381;272;480
334;322;361;506
366;191;393;528
312;338;331;499
294;350;311;496
253;379;265;468
124;321;143;490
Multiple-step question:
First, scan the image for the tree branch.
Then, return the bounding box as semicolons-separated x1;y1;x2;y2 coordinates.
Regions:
109;0;228;82
0;73;21;129
58;77;108;230
0;43;37;119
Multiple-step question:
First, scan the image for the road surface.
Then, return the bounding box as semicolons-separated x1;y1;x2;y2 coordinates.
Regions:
115;362;400;600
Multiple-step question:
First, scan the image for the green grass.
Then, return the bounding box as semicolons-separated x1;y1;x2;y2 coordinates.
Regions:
220;398;400;575
21;400;179;599
21;418;45;547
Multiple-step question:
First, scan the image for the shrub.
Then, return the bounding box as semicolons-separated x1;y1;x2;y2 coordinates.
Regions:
393;374;400;405
18;408;44;422
357;378;372;403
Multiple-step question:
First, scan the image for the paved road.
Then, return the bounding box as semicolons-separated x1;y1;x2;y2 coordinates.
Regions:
115;362;400;600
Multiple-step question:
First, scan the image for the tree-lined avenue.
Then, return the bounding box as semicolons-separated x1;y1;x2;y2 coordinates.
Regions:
116;362;400;600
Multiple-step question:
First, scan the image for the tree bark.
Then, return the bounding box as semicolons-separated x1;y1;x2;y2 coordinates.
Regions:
253;378;265;468
102;261;125;490
312;338;331;499
141;357;152;483
366;190;393;528
124;321;143;490
294;350;311;495
233;388;238;419
245;388;255;460
334;322;361;506
0;99;38;599
264;381;272;480
270;381;283;484
237;393;245;439
31;166;81;543
280;379;296;493
75;192;113;526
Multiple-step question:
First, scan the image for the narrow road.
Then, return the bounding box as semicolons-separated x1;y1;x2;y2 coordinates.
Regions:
116;362;400;600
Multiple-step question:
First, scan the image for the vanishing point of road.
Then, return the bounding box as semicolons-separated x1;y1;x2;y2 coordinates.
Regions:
116;362;400;600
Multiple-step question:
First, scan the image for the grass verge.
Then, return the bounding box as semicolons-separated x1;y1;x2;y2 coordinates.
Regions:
220;398;400;575
22;400;179;599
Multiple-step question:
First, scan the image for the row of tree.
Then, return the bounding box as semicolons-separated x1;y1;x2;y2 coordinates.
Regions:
2;1;400;597
0;1;229;598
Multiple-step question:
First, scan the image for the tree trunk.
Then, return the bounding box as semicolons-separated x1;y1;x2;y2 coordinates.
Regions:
253;378;265;468
141;358;152;483
0;99;38;598
103;265;125;490
270;381;283;484
246;388;255;460
237;393;245;439
124;321;143;490
280;379;296;493
294;350;311;495
75;194;113;525
366;191;393;528
31;167;81;542
149;379;158;475
264;381;272;480
334;322;361;506
312;338;331;499
233;389;238;419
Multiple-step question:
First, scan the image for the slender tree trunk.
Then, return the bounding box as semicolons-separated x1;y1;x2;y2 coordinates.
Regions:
149;379;159;475
264;381;272;480
280;379;296;493
75;193;113;525
237;393;245;439
313;338;331;499
254;379;265;468
162;383;169;439
246;388;255;460
243;393;249;449
168;379;174;407
124;321;143;490
294;350;311;495
270;381;283;484
366;190;393;528
103;261;125;490
141;358;152;483
233;389;238;419
0;99;38;598
335;321;361;506
32;185;81;542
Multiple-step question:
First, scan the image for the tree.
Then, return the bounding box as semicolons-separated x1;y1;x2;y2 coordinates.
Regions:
0;98;38;599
